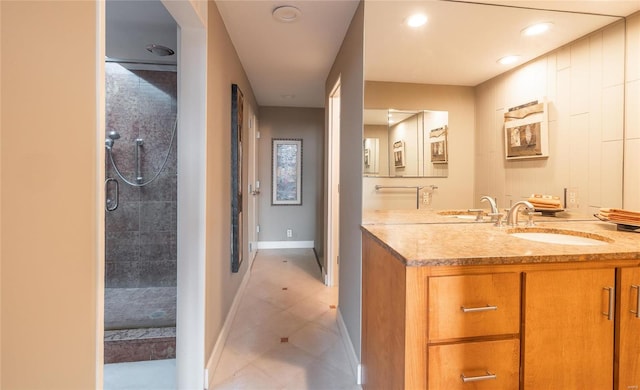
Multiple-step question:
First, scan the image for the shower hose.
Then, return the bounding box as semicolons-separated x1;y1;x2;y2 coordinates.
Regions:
107;119;177;187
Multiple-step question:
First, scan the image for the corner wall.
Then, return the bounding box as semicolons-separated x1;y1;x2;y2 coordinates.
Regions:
325;1;364;361
257;107;324;247
1;2;100;388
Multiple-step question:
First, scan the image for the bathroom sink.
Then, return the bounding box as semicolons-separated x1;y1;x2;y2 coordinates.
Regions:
509;229;611;246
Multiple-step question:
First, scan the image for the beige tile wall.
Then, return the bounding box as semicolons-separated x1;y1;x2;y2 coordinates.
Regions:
474;17;639;215
624;13;640;210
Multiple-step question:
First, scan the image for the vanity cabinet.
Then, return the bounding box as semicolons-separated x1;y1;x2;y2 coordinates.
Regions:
522;268;615;389
361;230;640;390
616;267;640;390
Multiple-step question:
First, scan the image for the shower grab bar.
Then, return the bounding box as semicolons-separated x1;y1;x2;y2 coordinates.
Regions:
135;138;144;184
374;185;438;209
105;178;119;212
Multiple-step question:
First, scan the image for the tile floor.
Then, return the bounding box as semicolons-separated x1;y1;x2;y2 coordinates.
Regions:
212;248;360;389
105;248;358;390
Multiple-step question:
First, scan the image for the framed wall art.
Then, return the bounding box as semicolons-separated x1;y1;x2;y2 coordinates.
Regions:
504;99;549;160
393;140;405;168
231;84;243;273
430;125;448;163
272;138;302;205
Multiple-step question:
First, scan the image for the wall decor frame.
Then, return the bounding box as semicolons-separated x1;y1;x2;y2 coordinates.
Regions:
430;125;448;163
231;84;244;273
272;138;302;205
393;140;405;168
504;99;549;160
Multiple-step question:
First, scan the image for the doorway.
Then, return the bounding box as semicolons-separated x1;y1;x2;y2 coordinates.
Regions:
101;1;207;389
326;79;341;287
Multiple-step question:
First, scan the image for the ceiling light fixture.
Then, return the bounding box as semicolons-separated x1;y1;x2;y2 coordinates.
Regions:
272;5;302;23
146;44;175;57
498;55;520;65
522;22;553;36
406;13;428;28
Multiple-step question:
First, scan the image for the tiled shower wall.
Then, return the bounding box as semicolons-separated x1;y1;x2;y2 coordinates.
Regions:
105;63;177;288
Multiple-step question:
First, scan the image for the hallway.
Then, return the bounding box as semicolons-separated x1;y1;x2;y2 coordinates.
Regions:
212;249;360;389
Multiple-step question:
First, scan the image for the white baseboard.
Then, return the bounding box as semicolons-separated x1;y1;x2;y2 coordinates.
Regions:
337;309;362;385
204;262;253;387
256;240;314;249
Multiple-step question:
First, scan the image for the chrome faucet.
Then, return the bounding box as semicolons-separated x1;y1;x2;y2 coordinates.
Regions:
480;195;500;222
507;200;535;226
480;196;498;214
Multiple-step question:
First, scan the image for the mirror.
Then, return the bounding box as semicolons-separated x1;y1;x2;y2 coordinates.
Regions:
362;1;633;212
364;108;448;177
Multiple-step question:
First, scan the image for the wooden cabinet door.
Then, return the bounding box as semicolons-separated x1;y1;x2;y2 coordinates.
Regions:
523;268;615;389
616;267;640;390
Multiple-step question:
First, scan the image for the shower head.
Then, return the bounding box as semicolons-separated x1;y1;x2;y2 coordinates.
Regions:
105;131;121;150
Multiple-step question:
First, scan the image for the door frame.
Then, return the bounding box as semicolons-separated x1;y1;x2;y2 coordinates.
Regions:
326;78;341;287
161;2;207;389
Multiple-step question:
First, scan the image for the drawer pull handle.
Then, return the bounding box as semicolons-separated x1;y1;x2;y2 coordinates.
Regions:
631;285;640;318
461;304;498;313
460;371;496;383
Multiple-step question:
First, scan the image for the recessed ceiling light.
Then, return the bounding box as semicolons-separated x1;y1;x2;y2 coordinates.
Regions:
522;22;553;36
406;13;428;28
281;94;296;99
272;5;301;23
498;55;520;65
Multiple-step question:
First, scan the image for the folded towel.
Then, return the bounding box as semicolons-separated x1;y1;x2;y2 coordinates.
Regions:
599;208;640;225
528;194;561;209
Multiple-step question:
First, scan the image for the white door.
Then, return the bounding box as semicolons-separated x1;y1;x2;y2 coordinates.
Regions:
248;113;260;264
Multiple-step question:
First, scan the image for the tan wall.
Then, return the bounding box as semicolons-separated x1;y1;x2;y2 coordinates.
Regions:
204;1;258;361
325;1;364;360
624;12;640;210
475;19;629;214
0;1;100;388
364;82;476;210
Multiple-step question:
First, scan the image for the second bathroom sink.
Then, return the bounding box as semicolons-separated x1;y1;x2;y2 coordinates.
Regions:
509;228;611;246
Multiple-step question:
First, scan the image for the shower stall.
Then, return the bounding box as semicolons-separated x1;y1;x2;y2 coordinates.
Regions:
104;62;177;363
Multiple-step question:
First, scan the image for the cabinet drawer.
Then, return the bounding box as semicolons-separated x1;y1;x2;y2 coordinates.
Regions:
428;339;520;390
428;273;520;341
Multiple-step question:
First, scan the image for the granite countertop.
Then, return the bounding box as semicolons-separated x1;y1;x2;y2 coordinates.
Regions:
362;217;640;267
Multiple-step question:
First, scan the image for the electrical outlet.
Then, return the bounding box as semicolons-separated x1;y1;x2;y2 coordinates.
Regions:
422;191;431;206
566;187;579;209
286;229;292;238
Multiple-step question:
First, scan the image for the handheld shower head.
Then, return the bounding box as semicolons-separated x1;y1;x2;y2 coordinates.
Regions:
105;131;121;150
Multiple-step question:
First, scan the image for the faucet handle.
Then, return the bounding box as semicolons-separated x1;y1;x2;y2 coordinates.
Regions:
468;209;485;222
526;211;542;227
489;213;505;227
